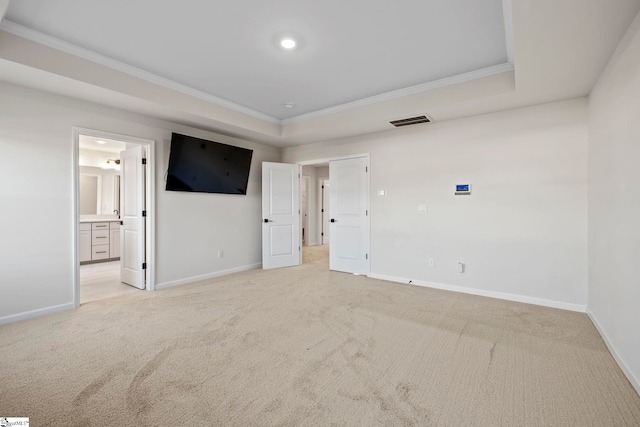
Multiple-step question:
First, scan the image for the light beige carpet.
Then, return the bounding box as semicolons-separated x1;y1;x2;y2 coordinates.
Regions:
1;245;639;426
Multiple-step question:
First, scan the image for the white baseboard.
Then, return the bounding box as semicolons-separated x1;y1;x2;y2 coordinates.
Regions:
0;302;75;326
155;263;262;290
368;273;586;313
587;309;640;396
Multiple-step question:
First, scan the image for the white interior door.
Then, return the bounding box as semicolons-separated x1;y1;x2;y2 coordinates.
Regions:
262;162;301;269
329;158;369;274
322;180;330;245
120;145;146;289
301;176;309;245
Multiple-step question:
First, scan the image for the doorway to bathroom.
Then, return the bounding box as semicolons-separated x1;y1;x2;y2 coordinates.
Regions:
73;127;156;306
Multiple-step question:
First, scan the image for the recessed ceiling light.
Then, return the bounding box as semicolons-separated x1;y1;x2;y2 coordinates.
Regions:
96;140;107;144
283;102;295;109
274;33;304;51
280;37;297;49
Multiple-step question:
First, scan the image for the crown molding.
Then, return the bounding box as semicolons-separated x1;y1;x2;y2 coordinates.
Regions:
281;62;515;125
0;20;281;124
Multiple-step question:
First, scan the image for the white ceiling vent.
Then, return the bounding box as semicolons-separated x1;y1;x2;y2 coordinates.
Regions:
389;115;431;127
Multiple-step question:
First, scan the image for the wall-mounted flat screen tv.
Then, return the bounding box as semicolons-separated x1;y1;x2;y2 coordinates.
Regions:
166;133;253;195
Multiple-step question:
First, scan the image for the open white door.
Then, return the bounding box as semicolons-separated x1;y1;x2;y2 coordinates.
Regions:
329;157;369;275
120;145;146;289
301;176;309;245
321;179;330;245
262;162;301;269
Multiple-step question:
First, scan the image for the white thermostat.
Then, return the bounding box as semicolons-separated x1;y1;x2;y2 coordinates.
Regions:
455;184;471;195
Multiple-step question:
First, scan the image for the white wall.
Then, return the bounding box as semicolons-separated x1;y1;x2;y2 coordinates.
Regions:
316;166;329;178
587;11;640;394
0;82;279;323
78;148;118;168
284;98;589;310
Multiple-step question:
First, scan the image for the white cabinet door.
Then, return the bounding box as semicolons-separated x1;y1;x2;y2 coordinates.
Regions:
110;228;120;259
79;230;91;262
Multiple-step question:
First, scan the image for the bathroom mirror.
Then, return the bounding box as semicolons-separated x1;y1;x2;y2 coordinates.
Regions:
79;174;100;215
79;168;120;216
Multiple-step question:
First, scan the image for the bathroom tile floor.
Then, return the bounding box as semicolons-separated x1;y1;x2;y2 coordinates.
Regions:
80;261;141;304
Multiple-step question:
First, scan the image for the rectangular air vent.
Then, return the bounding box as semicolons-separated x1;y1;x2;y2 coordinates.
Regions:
389;115;431;127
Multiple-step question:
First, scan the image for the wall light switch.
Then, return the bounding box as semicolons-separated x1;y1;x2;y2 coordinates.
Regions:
378;189;386;196
418;204;428;213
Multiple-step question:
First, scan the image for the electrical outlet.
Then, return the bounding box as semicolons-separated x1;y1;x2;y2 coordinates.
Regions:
218;250;224;259
428;258;434;267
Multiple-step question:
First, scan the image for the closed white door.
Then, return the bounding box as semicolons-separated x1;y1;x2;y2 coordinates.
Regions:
322;180;330;245
329;158;369;275
262;162;301;269
120;145;146;289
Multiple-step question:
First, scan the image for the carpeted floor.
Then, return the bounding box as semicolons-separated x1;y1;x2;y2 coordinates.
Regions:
1;245;639;426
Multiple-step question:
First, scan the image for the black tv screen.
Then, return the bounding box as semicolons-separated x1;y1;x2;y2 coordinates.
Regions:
166;133;253;195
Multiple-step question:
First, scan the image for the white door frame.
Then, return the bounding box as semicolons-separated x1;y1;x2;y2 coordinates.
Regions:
72;127;156;308
297;153;370;274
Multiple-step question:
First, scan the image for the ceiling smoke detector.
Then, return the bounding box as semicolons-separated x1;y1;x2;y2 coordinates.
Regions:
283;102;295;109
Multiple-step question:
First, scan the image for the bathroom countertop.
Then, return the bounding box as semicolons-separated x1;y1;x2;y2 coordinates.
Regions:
79;218;120;223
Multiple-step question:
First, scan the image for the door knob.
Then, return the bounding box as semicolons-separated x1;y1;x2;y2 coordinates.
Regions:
264;219;273;223
330;219;337;223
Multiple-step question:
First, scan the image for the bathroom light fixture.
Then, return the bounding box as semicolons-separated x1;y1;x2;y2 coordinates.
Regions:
103;159;121;170
96;140;107;144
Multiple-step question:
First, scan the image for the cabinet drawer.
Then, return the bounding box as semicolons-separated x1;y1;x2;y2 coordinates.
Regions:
80;223;91;231
92;230;110;245
91;222;109;230
92;245;110;260
109;221;120;230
